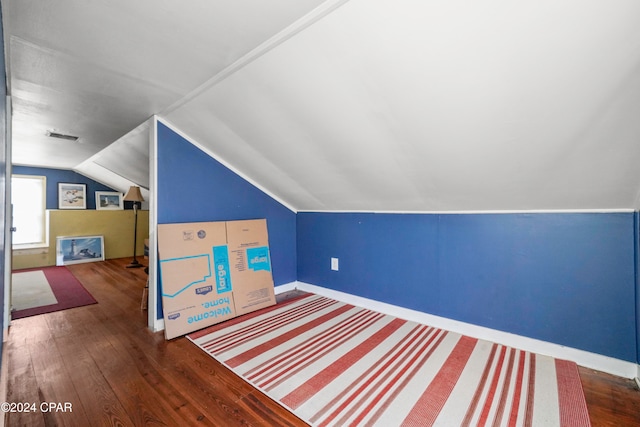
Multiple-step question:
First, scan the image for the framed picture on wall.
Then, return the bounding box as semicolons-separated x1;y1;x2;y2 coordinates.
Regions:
58;183;87;209
95;191;124;210
56;235;105;265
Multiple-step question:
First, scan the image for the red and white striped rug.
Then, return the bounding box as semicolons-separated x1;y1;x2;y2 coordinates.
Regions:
188;293;591;426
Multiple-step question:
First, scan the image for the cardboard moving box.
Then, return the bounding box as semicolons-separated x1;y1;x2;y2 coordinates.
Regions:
158;219;276;339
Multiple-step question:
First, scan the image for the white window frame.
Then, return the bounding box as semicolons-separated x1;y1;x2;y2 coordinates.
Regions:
11;174;49;249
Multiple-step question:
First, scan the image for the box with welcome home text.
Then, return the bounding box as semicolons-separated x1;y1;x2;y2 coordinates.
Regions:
157;219;276;339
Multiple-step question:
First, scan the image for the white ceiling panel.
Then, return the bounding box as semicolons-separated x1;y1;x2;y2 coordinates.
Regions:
78;120;152;191
4;0;327;172
165;0;640;211
5;0;640;211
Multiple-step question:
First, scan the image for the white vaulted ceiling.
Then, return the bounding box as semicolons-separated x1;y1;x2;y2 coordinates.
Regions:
4;0;640;211
3;0;328;191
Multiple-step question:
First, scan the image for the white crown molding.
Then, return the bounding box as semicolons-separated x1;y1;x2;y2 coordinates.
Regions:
160;0;352;117
155;116;297;213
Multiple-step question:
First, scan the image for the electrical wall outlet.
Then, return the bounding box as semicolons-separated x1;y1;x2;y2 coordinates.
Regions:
331;257;339;271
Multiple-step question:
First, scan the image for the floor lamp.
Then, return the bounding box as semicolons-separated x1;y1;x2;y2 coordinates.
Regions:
123;186;144;268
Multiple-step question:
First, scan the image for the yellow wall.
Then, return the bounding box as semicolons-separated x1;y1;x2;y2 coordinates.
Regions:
12;210;149;270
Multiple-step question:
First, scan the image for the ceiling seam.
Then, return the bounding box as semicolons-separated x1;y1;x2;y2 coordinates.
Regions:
160;0;352;117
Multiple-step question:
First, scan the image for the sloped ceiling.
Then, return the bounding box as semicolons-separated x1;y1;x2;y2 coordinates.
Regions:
3;0;328;192
5;0;640;211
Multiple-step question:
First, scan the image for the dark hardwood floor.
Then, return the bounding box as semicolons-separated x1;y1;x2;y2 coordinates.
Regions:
4;258;640;426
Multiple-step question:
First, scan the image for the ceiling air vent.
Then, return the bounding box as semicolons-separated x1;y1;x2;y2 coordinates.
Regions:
46;130;79;142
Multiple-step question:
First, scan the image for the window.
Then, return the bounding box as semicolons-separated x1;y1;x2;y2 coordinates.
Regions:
11;175;47;247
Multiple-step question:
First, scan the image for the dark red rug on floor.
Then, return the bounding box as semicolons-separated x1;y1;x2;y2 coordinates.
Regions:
11;266;97;319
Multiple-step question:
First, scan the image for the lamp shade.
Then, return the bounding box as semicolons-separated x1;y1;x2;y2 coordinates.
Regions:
123;186;144;202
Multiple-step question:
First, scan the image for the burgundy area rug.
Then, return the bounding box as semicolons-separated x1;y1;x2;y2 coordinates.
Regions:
189;293;591;426
12;266;97;319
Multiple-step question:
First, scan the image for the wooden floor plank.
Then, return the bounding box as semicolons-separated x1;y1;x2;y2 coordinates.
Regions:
82;337;186;427
579;367;640;427
4;258;640;426
54;333;133;427
28;335;90;427
5;343;45;427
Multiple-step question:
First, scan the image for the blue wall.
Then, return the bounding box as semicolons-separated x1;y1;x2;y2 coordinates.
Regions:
297;212;637;363
12;166;117;210
156;121;297;317
155;120;639;364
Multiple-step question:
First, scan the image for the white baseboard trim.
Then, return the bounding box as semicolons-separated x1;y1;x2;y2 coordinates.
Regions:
274;281;299;294
154;318;165;333
295;281;638;379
